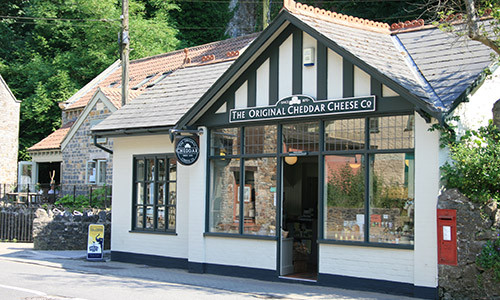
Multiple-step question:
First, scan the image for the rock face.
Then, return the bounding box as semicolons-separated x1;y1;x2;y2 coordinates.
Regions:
33;207;111;250
438;189;500;300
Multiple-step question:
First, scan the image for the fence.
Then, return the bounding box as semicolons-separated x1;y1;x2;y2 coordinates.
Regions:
0;183;112;209
0;205;35;242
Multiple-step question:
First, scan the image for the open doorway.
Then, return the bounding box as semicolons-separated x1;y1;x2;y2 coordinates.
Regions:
280;155;318;281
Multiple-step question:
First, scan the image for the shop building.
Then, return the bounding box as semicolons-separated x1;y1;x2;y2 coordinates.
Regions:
92;1;499;299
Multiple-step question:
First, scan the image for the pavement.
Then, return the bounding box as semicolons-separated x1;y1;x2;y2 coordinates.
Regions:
0;243;421;300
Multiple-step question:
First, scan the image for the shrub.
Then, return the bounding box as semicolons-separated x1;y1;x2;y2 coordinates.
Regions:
476;237;500;281
433;119;500;205
55;186;108;210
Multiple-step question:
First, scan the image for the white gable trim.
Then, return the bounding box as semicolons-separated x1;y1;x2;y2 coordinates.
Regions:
61;88;118;151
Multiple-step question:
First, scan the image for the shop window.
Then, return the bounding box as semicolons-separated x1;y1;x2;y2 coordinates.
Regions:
324;154;365;241
325;118;365;151
244;125;277;154
209;126;277;237
86;160;107;185
133;155;177;232
211;128;241;156
283;122;320;153
370;115;414;150
323;114;414;246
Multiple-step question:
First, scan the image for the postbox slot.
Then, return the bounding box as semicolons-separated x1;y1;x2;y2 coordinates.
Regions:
438;216;453;220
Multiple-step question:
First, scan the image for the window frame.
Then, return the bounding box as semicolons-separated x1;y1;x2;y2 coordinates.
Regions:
206;113;415;248
86;159;107;185
132;154;177;234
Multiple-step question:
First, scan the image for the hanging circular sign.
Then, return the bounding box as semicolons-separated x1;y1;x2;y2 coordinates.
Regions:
175;137;200;166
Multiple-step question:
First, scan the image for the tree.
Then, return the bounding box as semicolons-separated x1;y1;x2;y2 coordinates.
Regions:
0;0;179;161
429;0;500;55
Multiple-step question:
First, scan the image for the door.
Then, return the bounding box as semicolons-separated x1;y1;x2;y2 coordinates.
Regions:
279;155;319;280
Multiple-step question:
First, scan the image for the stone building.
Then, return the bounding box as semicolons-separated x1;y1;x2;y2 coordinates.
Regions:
0;75;21;185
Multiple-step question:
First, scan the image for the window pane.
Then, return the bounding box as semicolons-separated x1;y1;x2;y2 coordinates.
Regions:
136;159;145;181
158;158;166;181
244;125;277;154
87;161;97;184
157;207;166;230
147;158;155;181
136;207;144;228
209;158;239;233
369;115;414;150
146;207;154;229
325;118;365;151
283;122;320;153
211;128;241;156
324;155;365;241
369;153;414;245
243;157;277;236
98;161;106;184
136;182;144;204
169;183;176;205
168;207;176;230
146;183;155;205
169;158;177;181
158;183;165;205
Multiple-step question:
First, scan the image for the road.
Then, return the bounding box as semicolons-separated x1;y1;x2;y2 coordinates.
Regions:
0;243;418;300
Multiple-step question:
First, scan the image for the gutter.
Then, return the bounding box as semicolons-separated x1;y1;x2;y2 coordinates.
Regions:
93;135;113;154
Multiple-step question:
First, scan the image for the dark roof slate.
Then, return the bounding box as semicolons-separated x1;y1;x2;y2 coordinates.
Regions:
92;61;233;132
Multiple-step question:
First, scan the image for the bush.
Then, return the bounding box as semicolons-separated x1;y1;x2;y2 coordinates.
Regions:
476;237;500;281
434;119;500;205
55;186;108;210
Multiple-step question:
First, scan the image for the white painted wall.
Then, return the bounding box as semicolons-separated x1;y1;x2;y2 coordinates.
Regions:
383;85;399;97
256;59;270;107
327;49;343;99
354;66;371;97
414;113;439;288
278;35;293;99
187;127;208;264
302;33;317;98
111;135;188;259
205;237;276;270
319;244;414;283
235;81;248;109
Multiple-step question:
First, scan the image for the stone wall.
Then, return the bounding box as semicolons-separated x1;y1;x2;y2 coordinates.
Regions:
438;189;500;300
61;99;113;196
0;76;20;185
33;207;111;250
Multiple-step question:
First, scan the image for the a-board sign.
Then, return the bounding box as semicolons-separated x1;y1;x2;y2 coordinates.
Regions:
175;136;200;166
229;94;376;123
87;224;104;261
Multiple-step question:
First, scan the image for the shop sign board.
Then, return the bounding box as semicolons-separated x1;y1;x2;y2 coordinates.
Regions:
87;224;104;261
175;136;200;166
230;95;376;123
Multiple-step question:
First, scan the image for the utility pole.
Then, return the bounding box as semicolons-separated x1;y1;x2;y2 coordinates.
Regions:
263;0;270;30
121;0;130;107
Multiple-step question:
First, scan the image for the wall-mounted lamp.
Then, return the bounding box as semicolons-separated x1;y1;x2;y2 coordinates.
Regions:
284;156;298;165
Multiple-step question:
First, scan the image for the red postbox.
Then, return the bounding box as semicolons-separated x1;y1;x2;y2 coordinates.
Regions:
437;209;457;265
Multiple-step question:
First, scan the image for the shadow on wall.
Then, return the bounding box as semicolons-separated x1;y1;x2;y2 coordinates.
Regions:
33;207;111;250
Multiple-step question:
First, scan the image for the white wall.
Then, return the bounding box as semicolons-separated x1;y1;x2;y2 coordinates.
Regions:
278;35;293;99
256;59;270;106
302;33;317;98
319;244;414;283
414;113;439;288
111;135;188;259
205;237;276;270
327;49;343;99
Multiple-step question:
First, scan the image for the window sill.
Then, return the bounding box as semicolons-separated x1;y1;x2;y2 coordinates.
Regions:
129;230;177;236
318;239;414;250
204;232;277;241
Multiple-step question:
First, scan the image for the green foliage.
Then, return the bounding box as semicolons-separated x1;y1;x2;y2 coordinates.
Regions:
171;0;232;48
327;163;365;207
1;0;179;160
476;237;500;281
55;186;109;210
436;119;500;204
